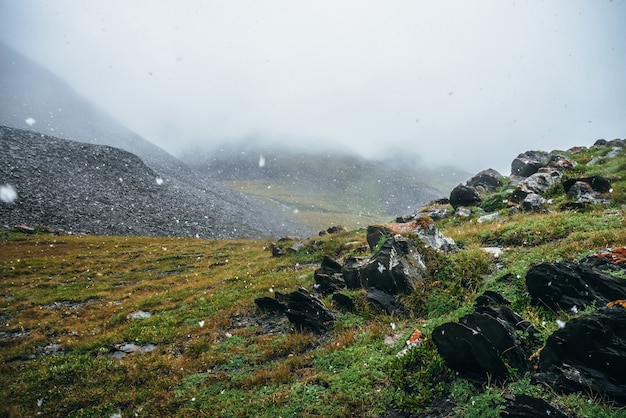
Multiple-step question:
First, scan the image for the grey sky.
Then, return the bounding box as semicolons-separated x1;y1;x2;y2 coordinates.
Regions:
1;0;625;173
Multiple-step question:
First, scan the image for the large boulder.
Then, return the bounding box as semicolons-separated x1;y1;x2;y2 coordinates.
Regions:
510;168;562;203
449;184;482;209
511;150;551;178
367;216;457;253
525;261;626;312
432;319;510;383
535;306;626;404
360;235;427;294
433;292;540;383
466;168;503;193
562;176;612;205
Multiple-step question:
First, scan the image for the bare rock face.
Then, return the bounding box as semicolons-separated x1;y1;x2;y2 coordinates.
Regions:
466;168;503;193
535;306;626;405
525;261;626;312
511;150;551;178
360;235;427;294
449;184;482;209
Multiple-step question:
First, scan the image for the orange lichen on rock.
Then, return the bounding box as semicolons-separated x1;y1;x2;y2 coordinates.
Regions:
607;300;626;309
595;247;626;264
397;329;424;357
387;216;434;235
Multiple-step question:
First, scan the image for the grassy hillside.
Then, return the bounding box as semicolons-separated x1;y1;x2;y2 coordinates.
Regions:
180;145;467;232
2;141;626;417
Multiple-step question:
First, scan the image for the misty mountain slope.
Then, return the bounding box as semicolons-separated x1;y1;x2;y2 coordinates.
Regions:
0;126;310;238
0;42;311;237
180;144;461;227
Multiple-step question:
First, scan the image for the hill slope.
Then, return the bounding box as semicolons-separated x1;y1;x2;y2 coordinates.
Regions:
0;126;309;238
181;144;465;230
1;138;626;417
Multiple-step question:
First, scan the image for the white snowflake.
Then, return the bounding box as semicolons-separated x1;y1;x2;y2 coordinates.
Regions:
25;117;36;126
0;184;17;203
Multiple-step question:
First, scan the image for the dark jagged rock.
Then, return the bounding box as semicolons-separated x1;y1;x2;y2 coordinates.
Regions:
331;293;355;312
284;288;335;333
502;394;571;418
562;176;612;205
432;320;510;383
535;306;626;404
466;168;503;193
526;261;626;311
313;272;346;295
475;290;510;307
270;243;285;257
360;235;427;294
449;184;482;209
313;256;345;294
254;296;286;313
511;150;551;178
366;288;406;316
475;305;542;353
366;225;391;250
563;176;612;194
433;292;541;383
460;311;530;374
581;247;626;273
342;257;369;289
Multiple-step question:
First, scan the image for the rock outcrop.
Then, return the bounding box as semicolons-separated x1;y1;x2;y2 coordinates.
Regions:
255;287;335;333
535;306;626;405
432;292;540;383
525;261;626;312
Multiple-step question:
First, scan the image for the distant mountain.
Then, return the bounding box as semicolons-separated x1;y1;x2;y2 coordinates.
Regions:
180;143;466;226
0;42;310;238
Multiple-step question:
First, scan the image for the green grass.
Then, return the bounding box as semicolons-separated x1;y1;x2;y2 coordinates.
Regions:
2;141;626;417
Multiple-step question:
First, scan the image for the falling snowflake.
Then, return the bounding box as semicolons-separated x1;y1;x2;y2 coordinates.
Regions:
199;320;205;328
25;117;36;126
258;155;266;168
0;184;17;203
156;177;164;185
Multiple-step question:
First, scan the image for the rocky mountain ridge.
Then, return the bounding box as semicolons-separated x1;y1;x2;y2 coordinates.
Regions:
0;125;309;238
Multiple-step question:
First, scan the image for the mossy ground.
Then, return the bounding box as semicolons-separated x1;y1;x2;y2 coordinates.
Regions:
2;142;626;417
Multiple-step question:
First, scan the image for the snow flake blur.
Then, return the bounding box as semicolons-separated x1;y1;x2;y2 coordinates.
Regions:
0;184;17;203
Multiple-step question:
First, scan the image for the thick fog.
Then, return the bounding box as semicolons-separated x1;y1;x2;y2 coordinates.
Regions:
1;0;625;173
